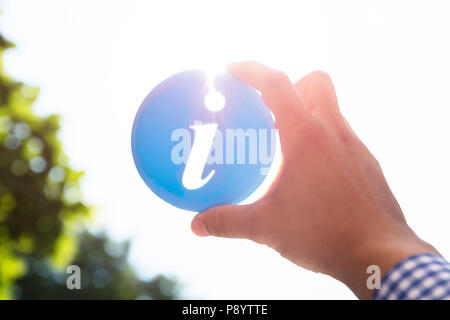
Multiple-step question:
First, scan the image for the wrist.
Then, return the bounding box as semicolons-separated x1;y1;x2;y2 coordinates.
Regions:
335;224;439;299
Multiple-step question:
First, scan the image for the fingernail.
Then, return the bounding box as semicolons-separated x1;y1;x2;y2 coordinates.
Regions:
191;218;210;237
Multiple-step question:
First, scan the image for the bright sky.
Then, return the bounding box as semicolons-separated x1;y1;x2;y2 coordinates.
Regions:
1;0;450;299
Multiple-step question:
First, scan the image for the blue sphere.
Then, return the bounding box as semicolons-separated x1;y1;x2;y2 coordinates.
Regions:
131;70;276;212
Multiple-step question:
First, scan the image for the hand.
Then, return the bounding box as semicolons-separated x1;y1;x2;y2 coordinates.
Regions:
191;61;439;299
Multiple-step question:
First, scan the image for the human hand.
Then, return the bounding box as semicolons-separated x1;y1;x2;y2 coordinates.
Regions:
191;61;439;299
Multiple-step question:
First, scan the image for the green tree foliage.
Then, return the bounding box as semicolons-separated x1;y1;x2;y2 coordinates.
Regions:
16;231;178;299
0;31;178;299
0;31;89;299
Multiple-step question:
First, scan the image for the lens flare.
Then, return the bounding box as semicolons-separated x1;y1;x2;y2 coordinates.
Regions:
204;66;226;112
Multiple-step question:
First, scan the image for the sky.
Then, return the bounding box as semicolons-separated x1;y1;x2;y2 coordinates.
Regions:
1;0;450;299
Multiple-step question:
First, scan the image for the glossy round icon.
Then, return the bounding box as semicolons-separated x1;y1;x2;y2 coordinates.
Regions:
131;69;276;212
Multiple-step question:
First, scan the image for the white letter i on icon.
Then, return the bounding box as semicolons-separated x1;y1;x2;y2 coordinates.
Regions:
182;122;218;190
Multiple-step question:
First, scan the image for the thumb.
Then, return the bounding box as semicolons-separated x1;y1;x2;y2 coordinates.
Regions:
191;204;256;239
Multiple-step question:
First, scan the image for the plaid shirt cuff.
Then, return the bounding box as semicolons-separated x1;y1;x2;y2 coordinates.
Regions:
372;253;450;300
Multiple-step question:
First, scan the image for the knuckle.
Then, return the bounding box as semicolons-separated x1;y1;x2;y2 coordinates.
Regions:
262;70;291;90
370;155;382;171
207;208;226;237
301;115;326;139
246;201;271;244
309;70;332;84
246;210;261;242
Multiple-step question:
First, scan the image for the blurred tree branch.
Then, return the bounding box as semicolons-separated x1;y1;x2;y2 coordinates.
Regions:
0;22;178;299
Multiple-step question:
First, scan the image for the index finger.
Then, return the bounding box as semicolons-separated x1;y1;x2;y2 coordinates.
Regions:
227;61;307;131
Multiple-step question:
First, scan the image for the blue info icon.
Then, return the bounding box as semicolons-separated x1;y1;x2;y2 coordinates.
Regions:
131;69;276;212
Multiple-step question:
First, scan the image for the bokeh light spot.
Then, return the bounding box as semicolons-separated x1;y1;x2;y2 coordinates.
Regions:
29;156;47;173
4;135;21;150
49;166;66;183
26;137;44;155
13;123;30;140
11;159;28;177
92;268;111;288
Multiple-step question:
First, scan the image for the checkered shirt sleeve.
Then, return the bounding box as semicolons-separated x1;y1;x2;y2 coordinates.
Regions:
372;253;450;300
